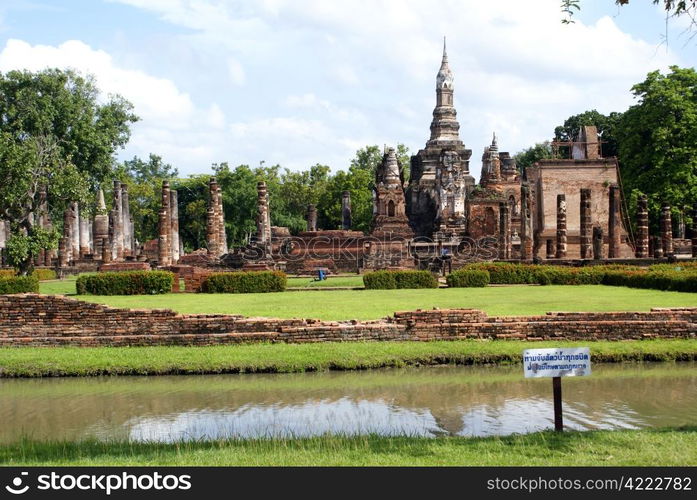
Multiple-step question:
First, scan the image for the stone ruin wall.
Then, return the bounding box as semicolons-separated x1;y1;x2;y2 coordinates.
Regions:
0;294;694;347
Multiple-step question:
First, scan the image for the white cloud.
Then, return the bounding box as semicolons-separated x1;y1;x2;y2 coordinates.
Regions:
227;57;245;85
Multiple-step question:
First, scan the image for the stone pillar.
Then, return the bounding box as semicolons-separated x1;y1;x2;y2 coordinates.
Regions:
62;207;72;264
158;181;171;266
256;181;271;246
653;236;664;259
70;202;80;262
207;177;222;257
111;180;123;261
341;191;352;230
79;216;91;258
608;184;621;258
306;204;318;232
498;202;511;260
170;189;180;263
660;202;673;256
592;226;604;260
580;189;592;259
93;189;109;261
692;203;697;258
546;239;555;259
121;183;132;258
520;185;532;260
58;237;69;267
216;184;227;255
555;194;567;259
636;195;649;258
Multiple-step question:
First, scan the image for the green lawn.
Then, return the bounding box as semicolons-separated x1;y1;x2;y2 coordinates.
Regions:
41;278;697;320
3;427;694;465
286;275;364;288
1;340;694;377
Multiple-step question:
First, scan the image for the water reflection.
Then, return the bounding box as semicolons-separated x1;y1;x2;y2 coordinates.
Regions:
0;363;694;442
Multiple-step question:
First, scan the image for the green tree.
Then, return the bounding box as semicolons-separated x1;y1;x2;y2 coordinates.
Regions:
617;66;697;225
0;69;137;274
514;142;553;174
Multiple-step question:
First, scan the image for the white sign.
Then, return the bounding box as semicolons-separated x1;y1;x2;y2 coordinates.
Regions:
523;347;591;378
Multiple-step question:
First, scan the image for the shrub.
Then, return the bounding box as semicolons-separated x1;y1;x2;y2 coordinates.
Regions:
363;270;438;289
0;275;39;294
602;269;697;293
363;271;396;290
446;269;490;288
76;271;174;295
534;267;605;286
33;268;57;281
461;262;538;284
0;269;57;280
202;271;287;293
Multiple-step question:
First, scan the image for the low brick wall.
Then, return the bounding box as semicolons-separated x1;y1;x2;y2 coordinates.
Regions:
0;294;695;347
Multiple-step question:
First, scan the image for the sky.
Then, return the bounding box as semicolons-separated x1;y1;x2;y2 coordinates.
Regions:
0;0;694;180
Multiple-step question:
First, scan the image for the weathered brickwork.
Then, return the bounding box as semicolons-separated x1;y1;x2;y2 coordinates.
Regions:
0;294;694;347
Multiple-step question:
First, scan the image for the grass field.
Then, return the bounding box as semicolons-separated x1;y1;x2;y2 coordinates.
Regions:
286;275;364;288
39;278;697;320
1;339;694;377
2;427;694;465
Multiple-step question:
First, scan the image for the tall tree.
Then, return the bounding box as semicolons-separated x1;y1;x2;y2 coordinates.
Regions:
0;69;137;274
554;110;623;158
617;66;697;223
514;141;553;174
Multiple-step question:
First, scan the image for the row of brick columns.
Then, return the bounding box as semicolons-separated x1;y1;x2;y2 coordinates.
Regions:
158;181;181;266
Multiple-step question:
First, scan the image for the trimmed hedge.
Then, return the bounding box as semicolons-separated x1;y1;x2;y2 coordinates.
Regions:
76;271;174;295
603;269;697;293
202;271;287;293
0;269;57;281
0;275;39;294
460;262;539;284
446;269;490;288
363;270;438;290
363;271;438;290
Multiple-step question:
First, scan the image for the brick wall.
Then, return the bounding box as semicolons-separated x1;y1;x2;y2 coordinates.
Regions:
0;294;694;347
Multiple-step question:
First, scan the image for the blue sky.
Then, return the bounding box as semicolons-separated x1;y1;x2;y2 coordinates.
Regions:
0;0;694;179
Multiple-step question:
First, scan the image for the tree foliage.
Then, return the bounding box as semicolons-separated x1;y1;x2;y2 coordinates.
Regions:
617;65;697;222
514;142;553;174
554;109;623;158
0;69;137;273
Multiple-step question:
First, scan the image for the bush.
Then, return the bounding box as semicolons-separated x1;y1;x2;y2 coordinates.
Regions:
202;271;287;293
76;271;174;295
446;269;490;288
363;270;438;289
0;275;39;294
461;262;538;284
602;269;697;293
0;269;57;280
33;268;57;281
534;267;605;286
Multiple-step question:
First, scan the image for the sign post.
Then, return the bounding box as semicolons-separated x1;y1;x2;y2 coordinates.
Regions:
523;347;591;432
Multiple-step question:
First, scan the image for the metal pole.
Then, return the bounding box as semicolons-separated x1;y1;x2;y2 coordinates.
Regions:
553;376;563;432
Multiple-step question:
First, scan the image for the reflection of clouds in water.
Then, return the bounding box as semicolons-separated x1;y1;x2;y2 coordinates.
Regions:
127;398;443;442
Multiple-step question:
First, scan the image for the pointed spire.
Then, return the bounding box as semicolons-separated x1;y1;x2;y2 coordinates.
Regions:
436;36;453;90
442;36;447;63
490;132;499;154
97;188;106;211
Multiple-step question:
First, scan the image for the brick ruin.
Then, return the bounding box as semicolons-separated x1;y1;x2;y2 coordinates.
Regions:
0;294;694;347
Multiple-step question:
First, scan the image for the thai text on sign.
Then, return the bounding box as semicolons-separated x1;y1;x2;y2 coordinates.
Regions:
523;347;591;378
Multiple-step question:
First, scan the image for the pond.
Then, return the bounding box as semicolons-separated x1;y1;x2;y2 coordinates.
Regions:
0;363;694;442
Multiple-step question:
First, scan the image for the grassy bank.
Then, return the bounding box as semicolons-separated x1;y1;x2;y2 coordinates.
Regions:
1;339;695;377
40;280;697;320
2;427;694;465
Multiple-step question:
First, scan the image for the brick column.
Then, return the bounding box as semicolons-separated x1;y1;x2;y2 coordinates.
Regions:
608;184;621;258
306;204;318;232
498;202;511;260
342;191;352;230
653;235;664;258
555;194;567;259
58;236;69;267
592;226;604;260
692;203;697;258
170;189;179;263
636;195;649;258
256;181;271;246
121;183;133;258
61;206;72;264
580;189;592;259
111;180;124;261
660;202;673;256
216;184;227;255
546;239;555;259
70;202;80;262
520;184;532;260
158;181;172;266
93;189;109;260
207;177;221;257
